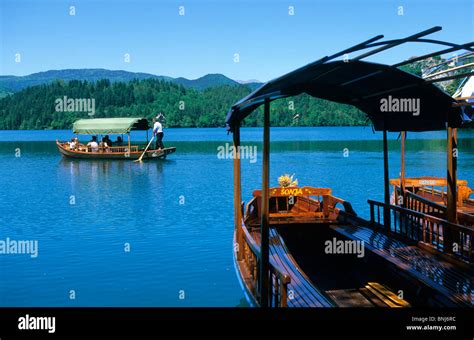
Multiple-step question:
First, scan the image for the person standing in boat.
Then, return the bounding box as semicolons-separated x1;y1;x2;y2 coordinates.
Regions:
152;114;165;150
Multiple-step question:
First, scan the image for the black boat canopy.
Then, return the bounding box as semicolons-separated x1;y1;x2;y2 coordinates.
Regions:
226;27;474;132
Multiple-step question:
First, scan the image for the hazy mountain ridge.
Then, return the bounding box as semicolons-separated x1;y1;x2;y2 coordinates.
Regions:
0;69;263;94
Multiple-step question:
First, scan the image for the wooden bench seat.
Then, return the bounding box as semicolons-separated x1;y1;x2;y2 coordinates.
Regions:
326;282;410;307
331;224;474;307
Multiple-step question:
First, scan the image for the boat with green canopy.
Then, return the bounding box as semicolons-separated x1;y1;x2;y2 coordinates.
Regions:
56;117;176;160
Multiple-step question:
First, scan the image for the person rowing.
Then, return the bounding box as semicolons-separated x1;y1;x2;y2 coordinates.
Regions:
152;113;165;150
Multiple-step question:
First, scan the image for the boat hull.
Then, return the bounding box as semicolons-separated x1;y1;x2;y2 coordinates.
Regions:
232;229;258;307
57;141;176;160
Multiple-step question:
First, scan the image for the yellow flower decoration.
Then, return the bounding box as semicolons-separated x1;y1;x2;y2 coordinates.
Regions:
278;173;298;188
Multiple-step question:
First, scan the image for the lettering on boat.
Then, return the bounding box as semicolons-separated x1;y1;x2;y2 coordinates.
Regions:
324;237;365;258
280;188;303;196
419;180;437;186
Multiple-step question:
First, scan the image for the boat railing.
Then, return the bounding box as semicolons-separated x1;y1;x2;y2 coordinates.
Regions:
368;199;473;262
391;178;473;206
59;141;140;153
239;221;291;307
394;186;473;227
416;186;474;206
106;145;139;153
395;186;446;217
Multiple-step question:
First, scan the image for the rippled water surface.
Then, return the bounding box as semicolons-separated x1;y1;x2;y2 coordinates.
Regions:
0;127;473;306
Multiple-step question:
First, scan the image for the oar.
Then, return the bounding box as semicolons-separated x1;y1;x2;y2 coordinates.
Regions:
134;135;155;162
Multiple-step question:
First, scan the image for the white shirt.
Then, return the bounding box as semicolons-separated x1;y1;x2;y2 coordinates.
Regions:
153;121;163;134
87;141;99;152
69;141;76;150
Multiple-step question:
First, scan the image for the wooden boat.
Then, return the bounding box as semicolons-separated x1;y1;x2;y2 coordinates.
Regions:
227;28;474;308
386;48;474;227
56;141;176;160
56;117;176;160
390;177;474;227
234;185;416;307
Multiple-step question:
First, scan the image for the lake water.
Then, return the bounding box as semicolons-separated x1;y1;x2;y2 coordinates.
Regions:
1;127;473;306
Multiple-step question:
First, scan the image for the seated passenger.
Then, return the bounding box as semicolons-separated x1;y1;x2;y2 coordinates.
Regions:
87;136;99;152
69;138;77;150
103;135;113;147
100;137;109;152
114;136;123;146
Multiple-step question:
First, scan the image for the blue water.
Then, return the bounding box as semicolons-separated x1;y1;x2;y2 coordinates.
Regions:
0;127;473;306
1;126;474;142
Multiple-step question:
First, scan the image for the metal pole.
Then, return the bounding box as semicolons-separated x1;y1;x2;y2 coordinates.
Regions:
260;98;270;307
383;129;391;228
233;123;243;261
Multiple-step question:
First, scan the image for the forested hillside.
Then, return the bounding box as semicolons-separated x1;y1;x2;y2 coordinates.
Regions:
0;78;367;129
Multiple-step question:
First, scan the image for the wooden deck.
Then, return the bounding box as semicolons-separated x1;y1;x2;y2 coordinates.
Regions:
249;226;411;307
331;223;474;307
251;228;333;307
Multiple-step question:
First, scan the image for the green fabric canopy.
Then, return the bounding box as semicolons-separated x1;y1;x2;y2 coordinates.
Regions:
72;118;149;135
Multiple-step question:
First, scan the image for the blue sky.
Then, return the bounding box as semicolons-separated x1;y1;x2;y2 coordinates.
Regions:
1;0;473;81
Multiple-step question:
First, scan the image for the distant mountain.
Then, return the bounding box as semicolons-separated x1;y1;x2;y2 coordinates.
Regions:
0;69;169;93
236;79;261;84
173;73;239;90
0;68;263;94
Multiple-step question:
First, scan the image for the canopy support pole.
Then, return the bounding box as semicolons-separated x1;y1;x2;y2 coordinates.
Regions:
400;131;406;207
233;123;243;261
260;98;270;307
446;125;457;253
128;133;131;153
383;129;391;228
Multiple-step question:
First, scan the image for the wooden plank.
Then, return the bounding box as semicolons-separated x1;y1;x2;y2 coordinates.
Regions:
367;282;410;307
446;127;457;253
233;124;243;261
259;97;270;307
326;289;375;307
400;131;406;205
383;129;391;228
253;228;333;307
331;224;473;306
268;228;333;307
389;177;468;188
